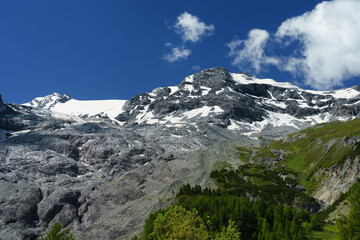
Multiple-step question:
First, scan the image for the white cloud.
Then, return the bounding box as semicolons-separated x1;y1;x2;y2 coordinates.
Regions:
276;0;360;89
163;46;191;63
163;12;214;64
227;29;279;73
228;0;360;90
192;65;201;71
174;12;215;43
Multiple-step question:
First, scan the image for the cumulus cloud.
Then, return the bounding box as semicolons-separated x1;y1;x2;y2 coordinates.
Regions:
163;12;214;63
228;0;360;90
163;46;191;63
276;0;360;89
174;12;215;43
227;29;279;72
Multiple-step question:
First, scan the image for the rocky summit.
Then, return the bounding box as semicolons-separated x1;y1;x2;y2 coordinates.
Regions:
1;67;360;239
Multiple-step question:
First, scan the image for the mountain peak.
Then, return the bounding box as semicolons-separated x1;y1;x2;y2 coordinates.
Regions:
180;67;232;89
24;92;71;109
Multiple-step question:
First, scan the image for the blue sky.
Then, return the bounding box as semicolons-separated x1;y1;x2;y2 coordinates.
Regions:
1;0;360;103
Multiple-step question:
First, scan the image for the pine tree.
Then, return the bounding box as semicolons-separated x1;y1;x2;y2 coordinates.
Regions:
38;222;75;240
215;220;241;240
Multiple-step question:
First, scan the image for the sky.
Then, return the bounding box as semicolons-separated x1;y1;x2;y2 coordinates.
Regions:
1;0;360;104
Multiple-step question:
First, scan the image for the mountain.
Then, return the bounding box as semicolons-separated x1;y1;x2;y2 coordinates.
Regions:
0;67;360;239
116;67;360;139
24;67;360;139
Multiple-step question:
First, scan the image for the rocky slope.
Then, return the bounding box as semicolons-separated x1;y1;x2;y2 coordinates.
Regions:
1;67;360;239
314;157;360;205
116;67;360;139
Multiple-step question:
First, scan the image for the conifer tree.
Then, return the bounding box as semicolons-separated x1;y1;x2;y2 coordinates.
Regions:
38;222;75;240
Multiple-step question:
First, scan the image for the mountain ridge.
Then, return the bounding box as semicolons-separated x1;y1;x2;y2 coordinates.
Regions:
22;67;360;139
1;67;360;239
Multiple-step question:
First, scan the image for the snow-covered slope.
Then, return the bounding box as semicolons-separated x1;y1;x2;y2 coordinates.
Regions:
231;73;299;89
24;93;126;120
51;99;126;119
231;72;360;99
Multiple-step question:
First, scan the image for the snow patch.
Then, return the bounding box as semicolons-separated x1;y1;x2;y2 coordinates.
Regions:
305;88;360;99
183;106;224;119
164;115;185;124
227;120;241;130
231;73;298;89
344;100;360;106
215;89;224;95
185;75;194;83
200;86;211;96
170;134;183;138
0;129;32;142
304;113;334;124
232;73;360;100
9;130;31;138
329;88;360;99
24;93;69;109
51;111;79;121
183;84;194;93
267;91;277;100
260;98;287;109
296;101;311;108
134;106;155;124
168;86;179;96
260;112;302;129
51;99;127;120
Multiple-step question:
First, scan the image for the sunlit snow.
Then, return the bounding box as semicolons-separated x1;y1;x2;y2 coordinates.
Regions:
231;73;298;89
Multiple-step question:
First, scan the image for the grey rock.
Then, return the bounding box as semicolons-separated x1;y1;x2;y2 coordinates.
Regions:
189;67;232;88
50;204;78;227
238;83;271;98
2;185;42;226
37;189;80;227
314;156;360;206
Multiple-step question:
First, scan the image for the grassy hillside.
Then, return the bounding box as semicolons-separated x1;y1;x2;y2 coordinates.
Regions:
140;119;360;239
230;119;360;195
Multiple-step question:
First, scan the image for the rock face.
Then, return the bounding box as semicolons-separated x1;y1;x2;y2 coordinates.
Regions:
1;67;360;239
315;157;360;205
